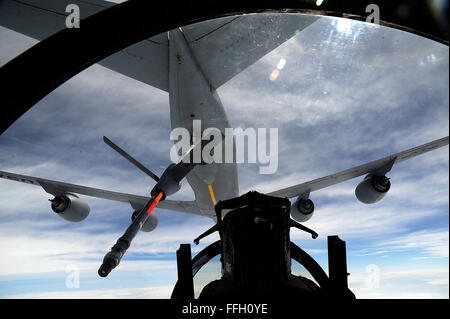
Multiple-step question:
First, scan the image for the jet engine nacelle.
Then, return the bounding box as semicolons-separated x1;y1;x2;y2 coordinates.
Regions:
50;194;90;222
291;197;315;223
355;174;391;204
132;210;158;232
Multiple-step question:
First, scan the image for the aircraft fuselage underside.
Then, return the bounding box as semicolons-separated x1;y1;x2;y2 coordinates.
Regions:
168;28;239;218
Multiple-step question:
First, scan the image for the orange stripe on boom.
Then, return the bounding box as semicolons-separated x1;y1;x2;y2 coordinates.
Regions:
147;192;163;215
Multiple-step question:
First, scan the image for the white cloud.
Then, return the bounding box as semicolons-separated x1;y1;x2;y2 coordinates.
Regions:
0;13;448;299
4;286;174;299
0;215;216;276
349;267;449;299
374;230;449;258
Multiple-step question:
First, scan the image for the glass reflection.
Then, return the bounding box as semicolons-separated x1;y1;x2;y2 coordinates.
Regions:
0;12;447;298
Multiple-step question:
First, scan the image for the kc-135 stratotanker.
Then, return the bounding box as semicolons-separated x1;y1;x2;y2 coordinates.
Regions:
0;0;448;298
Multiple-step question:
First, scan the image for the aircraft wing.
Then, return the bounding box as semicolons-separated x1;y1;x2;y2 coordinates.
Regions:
0;0;169;92
1;137;447;218
265;136;449;199
0;0;319;91
0;170;209;217
180;13;320;89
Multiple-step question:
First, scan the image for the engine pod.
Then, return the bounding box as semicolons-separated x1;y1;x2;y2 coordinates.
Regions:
355;174;391;204
51;194;90;222
131;210;158;232
291;197;314;222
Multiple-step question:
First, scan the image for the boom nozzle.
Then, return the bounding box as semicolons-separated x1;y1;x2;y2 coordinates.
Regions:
97;192;164;278
98;237;130;278
97;138;195;278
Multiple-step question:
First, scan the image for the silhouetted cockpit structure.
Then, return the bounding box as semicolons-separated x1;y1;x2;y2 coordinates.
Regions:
171;191;356;300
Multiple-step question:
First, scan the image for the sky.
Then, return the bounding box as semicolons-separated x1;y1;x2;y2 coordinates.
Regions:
0;11;448;299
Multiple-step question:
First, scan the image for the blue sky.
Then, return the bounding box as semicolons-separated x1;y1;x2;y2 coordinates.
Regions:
0;12;448;299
